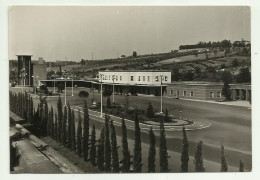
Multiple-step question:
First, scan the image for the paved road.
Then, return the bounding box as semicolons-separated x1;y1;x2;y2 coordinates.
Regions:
10;87;252;171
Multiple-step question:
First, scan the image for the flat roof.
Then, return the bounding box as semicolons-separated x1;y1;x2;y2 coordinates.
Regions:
99;70;171;72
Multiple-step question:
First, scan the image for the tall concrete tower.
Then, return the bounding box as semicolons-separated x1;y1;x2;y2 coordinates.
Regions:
17;55;33;86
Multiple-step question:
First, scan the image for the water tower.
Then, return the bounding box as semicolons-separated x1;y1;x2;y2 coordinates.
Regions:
17;55;33;86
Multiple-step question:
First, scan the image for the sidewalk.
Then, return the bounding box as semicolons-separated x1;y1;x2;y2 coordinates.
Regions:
165;96;251;108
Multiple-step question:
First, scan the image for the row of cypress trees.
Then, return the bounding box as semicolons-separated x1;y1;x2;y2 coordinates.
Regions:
9;91;245;172
9;91;34;124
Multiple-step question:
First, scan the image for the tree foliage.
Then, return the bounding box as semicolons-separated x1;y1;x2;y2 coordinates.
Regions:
133;109;142;172
121;118;131;172
97;127;105;171
181;126;189;172
110;120;119;172
104;114;111;172
83;100;90;161
194;141;205;172
220;145;228;172
148;127;156;172
159;117;169;172
146;102;155;118
78;90;89;98
90;125;96;166
77;112;82;156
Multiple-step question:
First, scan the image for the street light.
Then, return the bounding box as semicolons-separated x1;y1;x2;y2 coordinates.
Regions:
97;74;104;118
70;74;76;96
112;75;115;104
32;75;39;96
160;75;164;114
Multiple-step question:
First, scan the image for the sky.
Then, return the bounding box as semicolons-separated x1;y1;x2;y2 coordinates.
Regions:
8;6;251;61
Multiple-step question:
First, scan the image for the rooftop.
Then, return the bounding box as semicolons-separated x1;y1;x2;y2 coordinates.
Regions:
99;70;171;72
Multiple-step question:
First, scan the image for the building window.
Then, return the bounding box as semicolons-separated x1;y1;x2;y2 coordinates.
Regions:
138;76;141;81
171;90;173;95
183;91;187;96
165;76;168;81
131;76;134;81
217;92;221;98
116;76;118;81
210;92;214;98
190;91;194;97
155;76;159;81
120;76;122;81
147;76;150;81
143;76;145;81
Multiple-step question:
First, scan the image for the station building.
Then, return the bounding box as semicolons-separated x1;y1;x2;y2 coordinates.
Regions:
165;81;251;101
98;70;171;95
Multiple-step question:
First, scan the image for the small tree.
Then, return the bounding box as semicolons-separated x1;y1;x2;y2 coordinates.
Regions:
110;120;119;172
133;51;137;57
104;114;111;172
57;96;63;142
164;108;170;122
121;118;131;172
83;100;90;161
78;90;89;99
62;105;67;146
67;103;72;149
57;83;65;93
194;141;205;172
103;89;112;108
90;125;96;167
222;71;233;101
71;109;76;151
181;126;189;172
239;160;244;172
133;109;142;172
146;102;155;118
97;127;105;171
159;117;169;172
221;144;228;172
77;112;82;156
148;127;156;172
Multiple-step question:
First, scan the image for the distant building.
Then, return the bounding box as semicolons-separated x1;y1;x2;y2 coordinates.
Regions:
17;55;33;86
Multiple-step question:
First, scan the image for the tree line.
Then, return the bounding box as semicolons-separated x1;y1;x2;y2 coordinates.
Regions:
179;40;232;50
9;91;245;172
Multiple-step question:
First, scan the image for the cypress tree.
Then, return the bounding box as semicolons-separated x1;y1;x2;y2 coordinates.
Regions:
181;126;189;172
71;110;76;151
164;108;170;122
54;113;58;140
104;114;111;172
110;120;119;172
221;144;228;172
146;101;155;118
148;127;156;172
90;125;96;167
159;117;169;172
67;103;72;149
121;118;131;172
133;109;142;172
97;127;105;171
50;106;54;139
57;96;63;142
43;100;48;136
83;100;90;161
30;97;34;124
239;160;244;172
194;141;205;172
77;112;82;156
62;105;67;146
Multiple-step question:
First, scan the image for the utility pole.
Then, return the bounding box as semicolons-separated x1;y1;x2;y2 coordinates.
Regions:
160;75;164;114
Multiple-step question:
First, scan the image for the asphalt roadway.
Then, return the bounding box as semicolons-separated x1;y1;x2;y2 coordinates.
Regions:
10;87;252;171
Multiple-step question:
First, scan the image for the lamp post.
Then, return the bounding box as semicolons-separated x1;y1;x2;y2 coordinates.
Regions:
112;75;115;104
52;73;56;93
160;75;164;114
71;74;76;96
32;75;39;96
179;110;182;120
98;74;104;118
